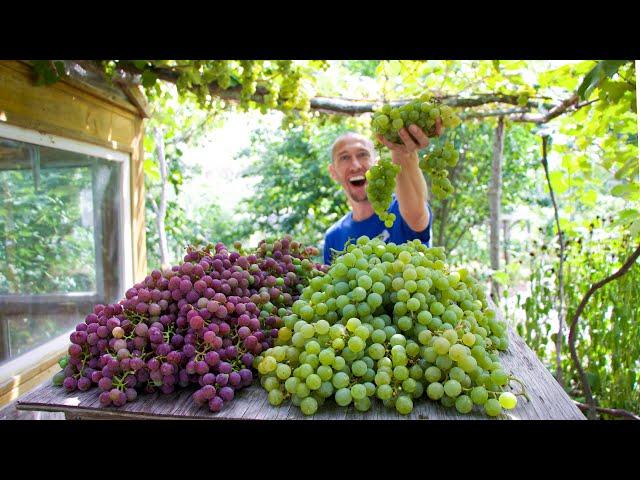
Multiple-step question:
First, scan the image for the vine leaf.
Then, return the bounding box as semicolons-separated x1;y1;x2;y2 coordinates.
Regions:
577;60;629;101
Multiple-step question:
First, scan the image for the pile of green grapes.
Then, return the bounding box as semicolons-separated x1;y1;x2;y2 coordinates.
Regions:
366;96;462;226
255;236;528;417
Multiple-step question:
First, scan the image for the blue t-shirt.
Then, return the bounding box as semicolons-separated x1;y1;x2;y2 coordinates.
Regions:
323;197;433;265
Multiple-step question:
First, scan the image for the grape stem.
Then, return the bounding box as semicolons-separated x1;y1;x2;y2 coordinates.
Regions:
508;375;531;402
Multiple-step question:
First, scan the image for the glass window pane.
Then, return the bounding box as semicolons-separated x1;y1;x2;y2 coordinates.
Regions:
0;137;125;363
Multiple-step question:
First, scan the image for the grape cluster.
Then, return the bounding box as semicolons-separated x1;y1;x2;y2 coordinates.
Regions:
53;236;328;413
419;141;458;200
367;95;462;226
364;156;401;228
371;94;461;145
256;236;528;417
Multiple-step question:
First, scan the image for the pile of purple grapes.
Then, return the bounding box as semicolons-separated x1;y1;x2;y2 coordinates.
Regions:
53;236;328;413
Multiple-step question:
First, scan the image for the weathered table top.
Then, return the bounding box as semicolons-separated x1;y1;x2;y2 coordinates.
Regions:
16;324;585;420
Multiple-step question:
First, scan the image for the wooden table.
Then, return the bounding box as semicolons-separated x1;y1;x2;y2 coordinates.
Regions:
16;325;585;420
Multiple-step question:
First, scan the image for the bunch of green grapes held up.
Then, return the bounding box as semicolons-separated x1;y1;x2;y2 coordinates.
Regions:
367;95;462;225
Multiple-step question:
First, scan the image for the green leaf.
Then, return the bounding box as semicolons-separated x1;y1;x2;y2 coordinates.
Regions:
561;155;580;174
611;182;639;199
614;157;639;180
577;62;602;100
580;189;597;206
600;60;629;78
143;158;160;182
506;262;521;275
133;60;148;69
54;61;66;77
492;60;500;72
141;70;158;89
386;60;401;77
492;271;510;286
549;171;569;194
577;60;629;101
618;208;639;222
586;371;601;391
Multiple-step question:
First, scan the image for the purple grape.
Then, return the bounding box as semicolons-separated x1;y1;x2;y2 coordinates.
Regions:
192;389;206;406
98;377;113;391
195;361;209;375
208;396;223;412
136;369;150;383
149;328;163;344
244;336;258;350
99;391;112;406
178;369;190;387
156;343;171;357
113;391;127;407
129;357;144;372
133;336;147;350
136;302;149;314
186;360;197;375
147;358;160;371
77;377;92;391
201;385;216;400
170;334;184;349
239;369;253;386
241;353;254;368
167;351;182;365
216;373;229;387
160;384;175;395
204;351;220;367
183;344;196;358
228;372;241;387
219;386;234;402
180;279;193;293
160;363;175;376
218;362;232;374
149;370;163;384
119;358;131;371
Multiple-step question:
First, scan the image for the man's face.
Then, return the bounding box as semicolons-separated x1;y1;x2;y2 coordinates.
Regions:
329;135;375;203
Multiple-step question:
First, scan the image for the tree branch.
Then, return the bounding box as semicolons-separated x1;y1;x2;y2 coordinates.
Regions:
509;94;580;123
568;243;640;420
448;219;481;252
541;135;566;387
574;401;640;420
79;60;590;125
154;128;170;268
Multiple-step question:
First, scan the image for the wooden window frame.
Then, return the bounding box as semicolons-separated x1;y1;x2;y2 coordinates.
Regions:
0;122;133;381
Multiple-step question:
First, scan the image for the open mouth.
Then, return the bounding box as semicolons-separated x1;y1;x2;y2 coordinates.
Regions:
349;175;366;187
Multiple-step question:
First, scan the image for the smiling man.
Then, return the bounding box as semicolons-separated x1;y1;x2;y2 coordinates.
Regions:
323;122;441;265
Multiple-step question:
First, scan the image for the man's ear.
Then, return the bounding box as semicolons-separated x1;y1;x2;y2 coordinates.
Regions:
328;162;338;182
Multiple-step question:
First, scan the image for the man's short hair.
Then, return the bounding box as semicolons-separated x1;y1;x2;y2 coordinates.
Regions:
330;132;376;163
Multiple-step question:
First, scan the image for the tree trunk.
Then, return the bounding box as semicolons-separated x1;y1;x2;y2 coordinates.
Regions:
154;128;170;269
503;218;510;265
489;117;505;300
435;150;465;249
